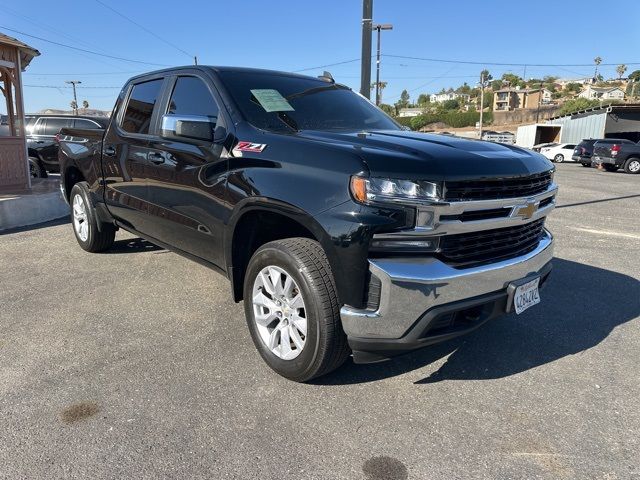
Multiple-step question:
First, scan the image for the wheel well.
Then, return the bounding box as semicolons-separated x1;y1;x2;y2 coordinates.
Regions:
231;210;316;302
27;149;42;162
63;166;85;201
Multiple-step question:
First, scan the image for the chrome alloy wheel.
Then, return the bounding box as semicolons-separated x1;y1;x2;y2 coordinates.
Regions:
628;159;640;173
72;194;89;242
252;266;307;360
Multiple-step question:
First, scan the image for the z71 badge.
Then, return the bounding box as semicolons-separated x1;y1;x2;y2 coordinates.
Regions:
233;141;267;154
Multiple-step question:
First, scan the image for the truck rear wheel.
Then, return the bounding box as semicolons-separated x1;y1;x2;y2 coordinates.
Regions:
623;157;640;174
70;182;115;252
243;238;349;382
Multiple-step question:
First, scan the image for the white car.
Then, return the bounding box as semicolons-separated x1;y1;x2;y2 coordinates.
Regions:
539;143;578;163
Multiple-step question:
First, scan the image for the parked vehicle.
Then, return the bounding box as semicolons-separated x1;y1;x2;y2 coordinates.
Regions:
532;142;558;152
539;143;577;163
26;115;109;177
592;139;640;173
58;66;556;382
572;139;599;167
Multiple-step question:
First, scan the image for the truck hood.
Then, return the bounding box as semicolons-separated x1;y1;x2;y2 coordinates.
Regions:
295;130;553;181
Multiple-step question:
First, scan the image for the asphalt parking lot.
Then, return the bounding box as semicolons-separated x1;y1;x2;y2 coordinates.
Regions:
1;163;638;480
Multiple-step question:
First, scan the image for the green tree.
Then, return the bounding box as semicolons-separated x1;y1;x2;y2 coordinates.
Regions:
594;56;602;78
628;70;640;81
417;93;430;105
82;100;89;109
616;64;627;79
483;91;494;109
565;82;582;94
442;99;460;110
558;98;601;115
397;89;410;108
455;82;471;94
379;103;395;116
490;79;503;91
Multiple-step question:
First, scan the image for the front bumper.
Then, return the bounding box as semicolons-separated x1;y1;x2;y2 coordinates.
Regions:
341;230;554;363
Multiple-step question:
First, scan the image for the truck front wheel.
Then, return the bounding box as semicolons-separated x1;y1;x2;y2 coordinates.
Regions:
243;238;349;382
70;182;115;252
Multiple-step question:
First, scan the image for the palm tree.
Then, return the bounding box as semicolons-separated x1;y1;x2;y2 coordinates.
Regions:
594;56;602;78
616;64;627;80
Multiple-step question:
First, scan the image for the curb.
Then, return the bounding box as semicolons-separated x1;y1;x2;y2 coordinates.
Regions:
0;190;70;232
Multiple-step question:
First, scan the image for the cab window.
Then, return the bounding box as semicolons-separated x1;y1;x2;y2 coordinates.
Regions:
121;78;163;135
167;76;219;124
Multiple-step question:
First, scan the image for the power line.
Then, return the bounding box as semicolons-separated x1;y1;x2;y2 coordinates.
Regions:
24;84;122;89
93;0;194;60
292;58;361;73
25;71;144;76
383;54;640;67
0;26;170;67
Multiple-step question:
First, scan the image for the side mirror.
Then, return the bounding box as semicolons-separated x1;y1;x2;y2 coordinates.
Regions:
161;114;216;143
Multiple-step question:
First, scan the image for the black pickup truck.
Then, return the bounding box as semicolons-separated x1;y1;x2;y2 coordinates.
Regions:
58;66;556;382
592;139;640;173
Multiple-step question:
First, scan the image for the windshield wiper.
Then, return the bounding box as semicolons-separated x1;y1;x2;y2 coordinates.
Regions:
276;112;299;132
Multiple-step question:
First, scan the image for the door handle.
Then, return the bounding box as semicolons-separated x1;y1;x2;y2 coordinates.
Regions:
104;145;116;157
148;152;165;164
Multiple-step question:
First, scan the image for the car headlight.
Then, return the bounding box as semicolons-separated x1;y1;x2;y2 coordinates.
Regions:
350;176;441;204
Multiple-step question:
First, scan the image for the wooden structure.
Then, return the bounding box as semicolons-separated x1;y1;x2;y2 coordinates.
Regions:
0;32;39;191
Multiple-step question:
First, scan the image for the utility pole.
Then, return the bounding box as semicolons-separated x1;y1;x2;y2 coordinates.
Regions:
65;80;81;115
373;23;393;106
478;72;485;139
535;81;543;123
360;0;373;98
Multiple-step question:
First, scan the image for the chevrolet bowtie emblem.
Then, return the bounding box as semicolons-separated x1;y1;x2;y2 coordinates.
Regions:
513;201;538;219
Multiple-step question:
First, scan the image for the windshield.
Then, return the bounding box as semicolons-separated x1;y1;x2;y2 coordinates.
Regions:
217;70;400;132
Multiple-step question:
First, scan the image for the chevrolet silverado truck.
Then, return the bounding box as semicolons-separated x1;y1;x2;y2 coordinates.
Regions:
592;139;640;173
58;66;556;382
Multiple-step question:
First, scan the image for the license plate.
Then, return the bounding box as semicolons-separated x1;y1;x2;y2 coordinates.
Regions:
513;277;540;315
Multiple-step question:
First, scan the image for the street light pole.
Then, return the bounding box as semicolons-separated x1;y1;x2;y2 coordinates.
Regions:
479;73;485;139
359;0;373;98
65;80;81;115
373;23;393;106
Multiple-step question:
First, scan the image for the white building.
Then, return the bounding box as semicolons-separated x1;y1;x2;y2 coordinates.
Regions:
429;92;470;104
397;107;424;118
578;86;625;101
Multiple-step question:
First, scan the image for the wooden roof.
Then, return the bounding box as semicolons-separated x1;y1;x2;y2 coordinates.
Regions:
0;32;40;69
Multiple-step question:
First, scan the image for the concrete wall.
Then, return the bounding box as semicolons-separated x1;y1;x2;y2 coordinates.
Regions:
493;105;560;125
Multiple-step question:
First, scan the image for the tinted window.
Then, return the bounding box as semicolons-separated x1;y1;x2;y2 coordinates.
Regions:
121;79;163;134
217;71;399;132
43;117;73;136
74;119;102;129
168;76;219;123
565;144;576;149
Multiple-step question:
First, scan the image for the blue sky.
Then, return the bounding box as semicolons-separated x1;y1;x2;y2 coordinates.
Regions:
3;0;640;113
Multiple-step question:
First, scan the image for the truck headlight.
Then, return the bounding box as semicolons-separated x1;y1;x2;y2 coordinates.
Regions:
350;176;441;204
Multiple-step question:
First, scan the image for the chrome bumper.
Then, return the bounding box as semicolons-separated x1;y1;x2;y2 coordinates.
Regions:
340;230;554;339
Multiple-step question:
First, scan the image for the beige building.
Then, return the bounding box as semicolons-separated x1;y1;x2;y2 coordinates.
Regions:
493;88;552;111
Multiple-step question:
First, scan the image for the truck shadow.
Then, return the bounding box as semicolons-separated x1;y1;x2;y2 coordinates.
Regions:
314;258;639;385
104;237;164;254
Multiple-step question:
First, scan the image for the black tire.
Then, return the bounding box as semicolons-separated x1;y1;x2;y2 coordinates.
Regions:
581;161;591;167
69;182;115;252
602;164;619;172
553;154;564;163
243;238;349;382
28;157;47;178
623;157;640;174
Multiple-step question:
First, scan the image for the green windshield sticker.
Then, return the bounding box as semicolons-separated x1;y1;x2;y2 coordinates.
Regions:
250;89;295;112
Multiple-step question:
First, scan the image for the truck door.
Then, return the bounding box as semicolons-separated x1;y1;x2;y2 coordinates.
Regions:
143;74;229;268
101;77;165;235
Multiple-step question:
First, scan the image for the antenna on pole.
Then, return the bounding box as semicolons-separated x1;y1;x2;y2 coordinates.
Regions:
65;80;82;115
194;56;198;65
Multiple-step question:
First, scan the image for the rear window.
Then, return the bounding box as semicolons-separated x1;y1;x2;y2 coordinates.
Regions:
42;117;73;136
74;119;102;129
121;79;163;135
